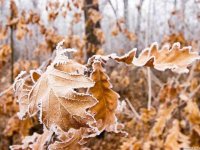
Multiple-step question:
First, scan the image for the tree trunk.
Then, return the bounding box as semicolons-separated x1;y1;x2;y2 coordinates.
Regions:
84;0;101;59
10;0;17;83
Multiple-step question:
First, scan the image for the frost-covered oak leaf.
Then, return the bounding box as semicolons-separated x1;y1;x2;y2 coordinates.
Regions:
13;71;40;119
15;47;97;132
112;43;200;73
89;61;119;131
29;58;97;131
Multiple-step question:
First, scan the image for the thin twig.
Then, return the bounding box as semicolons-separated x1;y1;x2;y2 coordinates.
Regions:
142;68;163;87
125;98;140;119
108;0;122;31
189;84;200;98
147;68;152;110
0;86;13;97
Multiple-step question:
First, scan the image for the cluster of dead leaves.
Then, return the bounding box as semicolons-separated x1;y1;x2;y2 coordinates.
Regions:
7;1;36;40
120;96;200;150
11;41;200;149
162;32;189;47
0;88;38;150
46;0;84;22
12;41;121;149
118;46;200;149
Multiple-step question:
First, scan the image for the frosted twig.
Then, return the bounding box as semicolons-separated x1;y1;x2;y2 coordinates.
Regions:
150;70;163;87
125;98;140;119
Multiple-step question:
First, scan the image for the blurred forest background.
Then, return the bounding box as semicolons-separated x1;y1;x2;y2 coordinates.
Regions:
0;0;200;149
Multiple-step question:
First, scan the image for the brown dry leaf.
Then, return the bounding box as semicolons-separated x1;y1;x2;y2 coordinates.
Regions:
0;27;8;40
140;107;156;123
151;104;177;137
94;28;105;43
73;0;84;9
123;29;136;41
0;44;11;62
88;8;102;24
48;11;59;21
16;21;29;40
110;69;130;91
164;120;190;150
0;90;18;114
14;71;34;119
89;61;119;131
162;32;188;46
120;137;141;150
185;100;200;135
27;11;40;24
112;49;136;65
112;43;200;73
15;44;97;132
30;70;42;83
111;26;120;36
120;137;142;150
73;12;82;23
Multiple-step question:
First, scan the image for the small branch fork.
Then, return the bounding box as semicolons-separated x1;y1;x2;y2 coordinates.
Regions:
108;0;122;31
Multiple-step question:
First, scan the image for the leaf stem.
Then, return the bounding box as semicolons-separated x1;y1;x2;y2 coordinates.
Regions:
147;67;152;110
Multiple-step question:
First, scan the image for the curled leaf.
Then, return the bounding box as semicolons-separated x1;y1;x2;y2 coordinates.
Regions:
13;71;33;119
112;43;200;73
89;61;119;131
15;48;97;132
